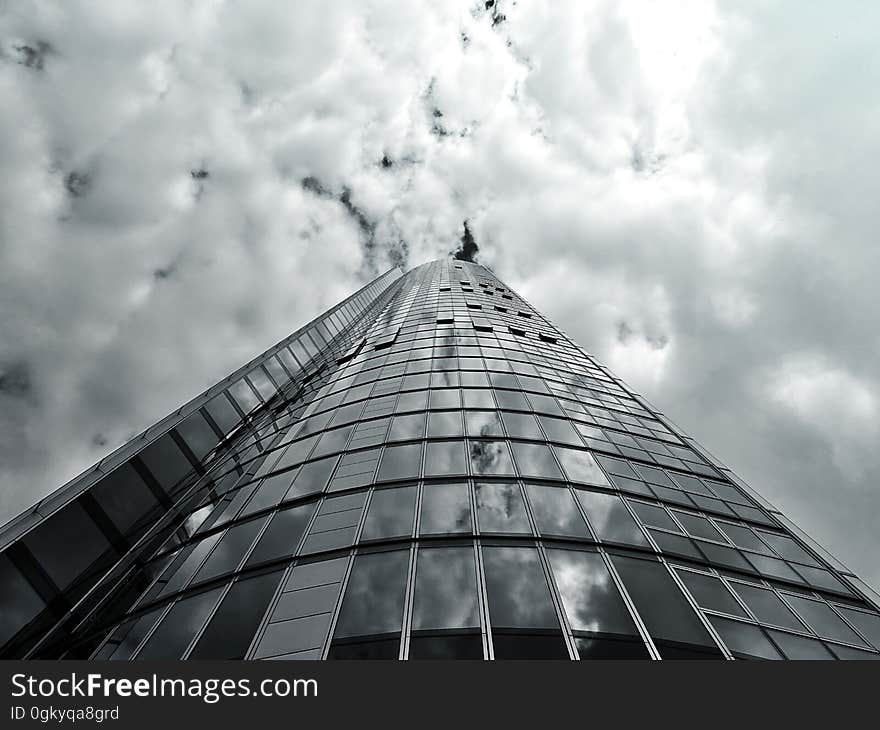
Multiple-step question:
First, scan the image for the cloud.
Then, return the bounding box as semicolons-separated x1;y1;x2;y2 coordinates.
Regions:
1;0;878;591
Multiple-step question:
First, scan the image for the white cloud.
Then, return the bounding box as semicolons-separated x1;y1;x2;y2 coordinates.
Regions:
1;0;879;588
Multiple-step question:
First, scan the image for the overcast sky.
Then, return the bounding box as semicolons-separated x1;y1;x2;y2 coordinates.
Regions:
1;1;878;590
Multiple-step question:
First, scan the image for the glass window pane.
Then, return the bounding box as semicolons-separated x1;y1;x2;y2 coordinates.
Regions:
574;635;650;659
492;634;569;660
409;635;483;659
430;389;460;409
465;411;504;437
502;412;542;439
836;607;880;648
424;440;467;476
611;555;720;658
469;440;516;476
475;482;531;534
538;417;582;445
419;482;472;535
0;554;46;647
674;512;726;542
377;443;422;482
784;595;867;645
547;549;639;636
731;584;805;630
427;411;463;438
361;486;417;540
708;616;782;660
286;456;338;498
333;550;409;638
412;547;479;630
511;442;563;479
192;518;265;584
767;630;836;659
526;484;590;538
463;389;496;409
389;412;426;441
554;447;610;486
575;490;649;547
482;546;560;629
629;501;679;531
136;587;223;660
246;502;317;565
676;570;747;617
189;571;282;659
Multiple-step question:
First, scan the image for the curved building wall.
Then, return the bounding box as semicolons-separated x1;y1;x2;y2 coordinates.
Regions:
2;259;879;660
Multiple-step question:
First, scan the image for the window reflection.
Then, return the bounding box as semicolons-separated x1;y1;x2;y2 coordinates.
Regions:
377;443;422;482
546;549;639;635
575;490;648;547
427;411;463;438
412;547;479;630
361;486;417;540
333;550;409;639
469;440;515;476
525;484;590;538
554;447;610;486
482;546;559;629
424;441;467;476
465;410;504;437
420;482;472;534
511;442;563;479
475;483;531;534
136;587;223;660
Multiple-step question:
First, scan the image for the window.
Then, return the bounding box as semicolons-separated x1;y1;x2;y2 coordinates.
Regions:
377;443;422;482
332;550;409;639
246;502;316;566
511;442;563;479
419;482;472;535
610;555;722;659
424;440;468;476
189;570;282;659
526;484;590;538
361;486;417;540
709;616;782;660
675;570;746;617
286;456;338;499
538;417;581;445
465;411;504;437
411;547;479;631
784;595;867;645
547;548;640;639
629;501;679;532
554;447;610;486
730;584;804;630
136;587;223;660
482;546;560;630
475;482;531;534
469;440;516;476
192;518;266;584
575;491;648;547
389;412;426;441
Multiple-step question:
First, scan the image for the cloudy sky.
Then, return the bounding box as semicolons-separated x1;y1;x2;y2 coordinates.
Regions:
1;1;878;590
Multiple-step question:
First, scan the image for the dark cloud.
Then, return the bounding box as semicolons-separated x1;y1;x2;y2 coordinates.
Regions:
451;220;479;263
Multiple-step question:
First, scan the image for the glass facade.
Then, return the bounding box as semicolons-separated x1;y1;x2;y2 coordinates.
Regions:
1;259;879;660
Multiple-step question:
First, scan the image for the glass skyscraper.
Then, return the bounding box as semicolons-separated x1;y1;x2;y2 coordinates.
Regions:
2;259;879;660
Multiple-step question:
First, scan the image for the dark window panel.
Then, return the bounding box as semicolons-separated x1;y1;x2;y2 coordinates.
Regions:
629;501;679;532
708;616;783;660
328;637;400;660
574;635;651;660
286;456;338;499
408;634;483;659
766;630;836;660
491;634;569;660
176;411;218;461
135;587;223;660
412;547;479;630
482;546;560;629
0;554;46;648
333;550;410;639
246;502;317;566
730;583;805;631
192;518;265;584
189;571;282;659
835;607;880;648
784;595;867;646
676;570;747;617
89;463;160;537
138;435;194;494
611;555;720;658
101;607;164;660
23;500;111;590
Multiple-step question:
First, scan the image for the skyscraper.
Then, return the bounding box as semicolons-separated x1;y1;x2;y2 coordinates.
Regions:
2;259;879;660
